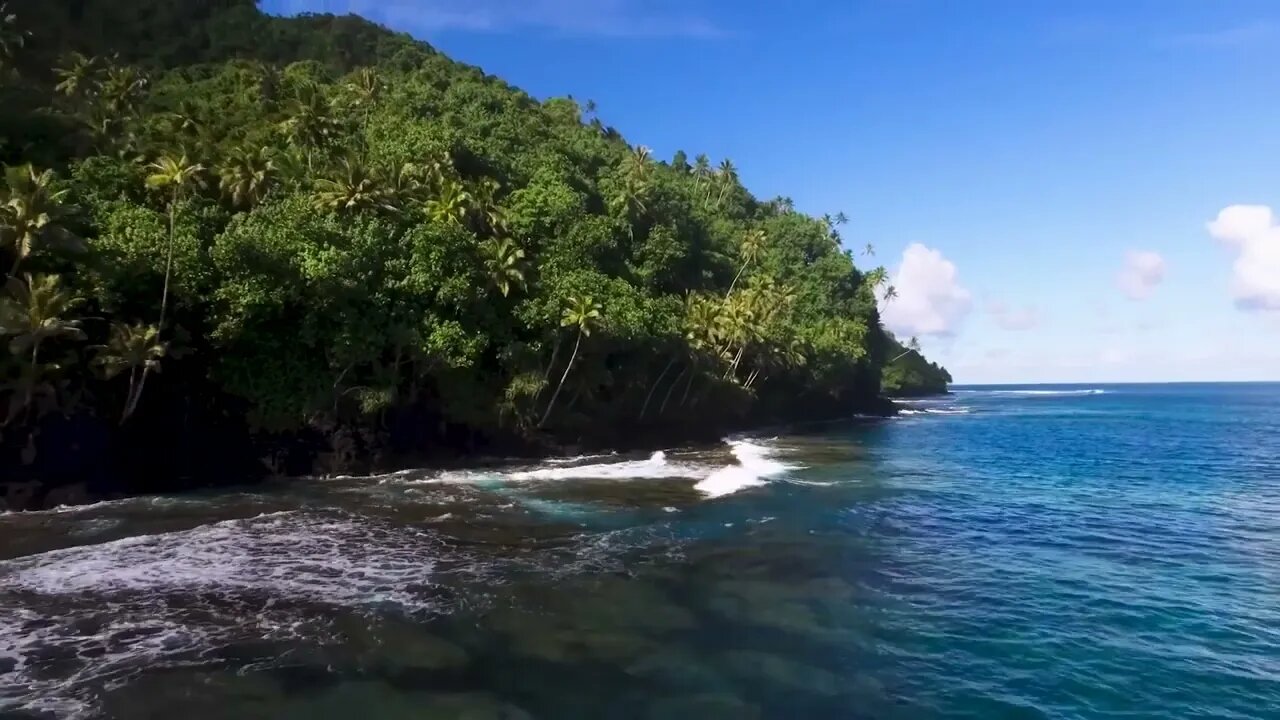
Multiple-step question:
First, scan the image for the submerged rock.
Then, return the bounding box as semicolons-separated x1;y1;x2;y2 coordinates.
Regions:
721;650;846;697
421;693;535;720
100;668;285;719
646;692;762;720
625;649;731;692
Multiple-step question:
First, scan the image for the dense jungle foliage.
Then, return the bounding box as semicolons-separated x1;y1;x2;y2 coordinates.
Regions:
0;0;949;497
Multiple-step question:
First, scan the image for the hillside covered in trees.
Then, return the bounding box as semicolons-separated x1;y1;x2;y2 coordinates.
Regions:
0;0;949;507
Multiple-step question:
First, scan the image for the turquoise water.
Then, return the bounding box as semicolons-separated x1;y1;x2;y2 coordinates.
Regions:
1;383;1278;718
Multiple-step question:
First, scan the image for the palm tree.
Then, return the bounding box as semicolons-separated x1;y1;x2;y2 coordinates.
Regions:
835;212;849;226
98;64;148;116
381;161;424;211
714;159;738;208
659;294;717;415
167;100;205;138
426;179;471;227
539;296;601;428
890;336;920;363
218;146;278;209
467;177;508;235
312;155;392;214
479;238;528;298
625;146;653;183
145;154;205;331
727;229;766;297
864;266;888;291
882;285;899;302
279;82;337;166
1;165;83;278
93;322;166;422
54;52;100;99
345;67;382;119
693;154;712;196
0;274;85;417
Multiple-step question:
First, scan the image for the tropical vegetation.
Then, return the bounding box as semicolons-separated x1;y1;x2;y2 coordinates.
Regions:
0;0;949;496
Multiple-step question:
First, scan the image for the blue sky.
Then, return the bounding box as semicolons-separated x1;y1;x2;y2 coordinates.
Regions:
262;0;1280;383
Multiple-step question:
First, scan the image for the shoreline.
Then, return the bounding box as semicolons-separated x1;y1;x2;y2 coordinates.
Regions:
0;398;922;513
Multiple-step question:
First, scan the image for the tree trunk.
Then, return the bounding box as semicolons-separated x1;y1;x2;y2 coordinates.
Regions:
124;365;150;423
535;334;563;403
158;195;177;331
679;364;698;407
121;366;139;423
538;330;581;428
726;264;747;297
659;364;689;416
25;342;39;420
638;358;675;421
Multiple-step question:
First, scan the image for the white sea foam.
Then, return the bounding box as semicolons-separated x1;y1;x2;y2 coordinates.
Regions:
507;451;702;481
992;389;1107;396
545;452;618;465
2;511;440;607
0;511;449;718
900;407;972;416
694;441;797;498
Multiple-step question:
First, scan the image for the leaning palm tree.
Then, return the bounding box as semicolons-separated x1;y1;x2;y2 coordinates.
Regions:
145;154;205;331
218;146;278;209
863;266;888;292
93;322;166;422
539;296;602;428
0;273;85;417
714;159;738;208
863;243;875;257
1;165;83;278
479;238;528;298
693;154;712;196
727;228;766;297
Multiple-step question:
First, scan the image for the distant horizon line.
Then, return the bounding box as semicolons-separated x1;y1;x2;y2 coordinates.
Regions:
950;380;1280;387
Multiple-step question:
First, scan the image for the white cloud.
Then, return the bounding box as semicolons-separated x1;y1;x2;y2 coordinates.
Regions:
1207;205;1280;311
1117;250;1166;300
271;0;725;38
879;244;972;337
985;299;1040;331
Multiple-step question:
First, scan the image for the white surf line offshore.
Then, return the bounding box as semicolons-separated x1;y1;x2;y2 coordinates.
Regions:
993;388;1107;396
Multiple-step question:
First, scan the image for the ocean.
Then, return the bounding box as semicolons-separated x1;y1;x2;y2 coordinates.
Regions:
2;382;1278;719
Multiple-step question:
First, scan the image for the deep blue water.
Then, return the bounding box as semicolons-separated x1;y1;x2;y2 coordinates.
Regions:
2;383;1278;718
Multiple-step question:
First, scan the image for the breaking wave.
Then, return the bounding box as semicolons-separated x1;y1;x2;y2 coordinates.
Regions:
694;442;798;498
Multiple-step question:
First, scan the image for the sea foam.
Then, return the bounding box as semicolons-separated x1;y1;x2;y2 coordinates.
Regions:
694;441;797;498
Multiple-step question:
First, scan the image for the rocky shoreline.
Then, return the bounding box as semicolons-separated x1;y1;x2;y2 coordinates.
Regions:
0;396;907;512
